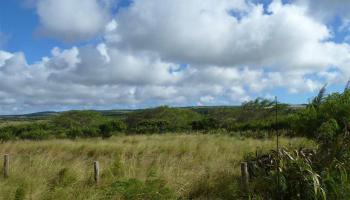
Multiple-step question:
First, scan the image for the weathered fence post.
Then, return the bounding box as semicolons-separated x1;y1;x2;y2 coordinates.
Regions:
94;161;100;184
3;154;9;178
241;162;249;192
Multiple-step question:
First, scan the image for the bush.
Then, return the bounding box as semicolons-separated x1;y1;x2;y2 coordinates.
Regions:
293;88;350;139
243;90;350;200
66;127;83;139
51;111;107;139
126;106;201;133
100;120;127;138
191;117;220;131
244;149;326;200
133;119;171;134
317;119;340;143
51;111;104;129
19;129;49;140
82;127;100;137
0;130;13;142
100;123;113;138
109;120;127;132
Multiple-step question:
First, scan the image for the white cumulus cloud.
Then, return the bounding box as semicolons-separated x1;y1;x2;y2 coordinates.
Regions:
1;0;350;113
36;0;111;41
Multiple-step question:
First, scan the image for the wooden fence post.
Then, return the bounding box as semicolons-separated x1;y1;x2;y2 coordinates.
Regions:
94;161;100;184
3;154;9;178
241;162;249;191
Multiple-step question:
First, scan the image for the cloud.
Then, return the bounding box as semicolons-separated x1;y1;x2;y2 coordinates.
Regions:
0;45;184;114
295;0;350;22
106;0;341;71
0;51;13;66
47;44;181;86
35;0;111;41
2;0;350;114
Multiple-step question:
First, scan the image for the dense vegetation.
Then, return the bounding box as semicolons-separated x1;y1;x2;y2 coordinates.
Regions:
242;85;350;199
0;99;297;141
3;83;350;198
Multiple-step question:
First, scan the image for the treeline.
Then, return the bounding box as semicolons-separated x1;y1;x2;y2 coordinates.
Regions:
0;111;126;141
0;98;300;141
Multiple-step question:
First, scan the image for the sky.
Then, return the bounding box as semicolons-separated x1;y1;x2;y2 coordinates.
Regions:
0;0;350;114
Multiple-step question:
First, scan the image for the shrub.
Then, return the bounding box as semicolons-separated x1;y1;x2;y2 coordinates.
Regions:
66;127;83;139
0;130;13;142
109;120;127;132
317;119;340;143
51;111;106;138
132;119;171;134
82;127;100;137
244;149;326;200
19;129;49;140
293;88;350;138
100;120;127;138
51;111;104;130
126;106;201;133
100;123;113;138
191;117;220;131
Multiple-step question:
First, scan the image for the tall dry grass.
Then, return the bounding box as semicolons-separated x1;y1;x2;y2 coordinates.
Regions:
0;134;314;199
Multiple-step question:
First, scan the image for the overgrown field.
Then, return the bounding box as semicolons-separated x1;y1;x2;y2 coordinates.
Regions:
0;134;313;199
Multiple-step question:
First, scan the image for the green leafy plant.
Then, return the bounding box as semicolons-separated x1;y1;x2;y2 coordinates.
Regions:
245;148;326;200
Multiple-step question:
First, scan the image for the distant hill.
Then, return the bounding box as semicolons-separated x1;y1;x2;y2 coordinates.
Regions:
0;111;59;119
0;104;306;120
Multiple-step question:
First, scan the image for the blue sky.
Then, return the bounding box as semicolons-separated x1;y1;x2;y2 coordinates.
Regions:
0;0;350;114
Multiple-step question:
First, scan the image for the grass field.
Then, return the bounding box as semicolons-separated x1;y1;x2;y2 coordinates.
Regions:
0;134;315;199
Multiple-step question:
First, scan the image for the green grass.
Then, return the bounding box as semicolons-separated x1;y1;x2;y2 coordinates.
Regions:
0;134;315;199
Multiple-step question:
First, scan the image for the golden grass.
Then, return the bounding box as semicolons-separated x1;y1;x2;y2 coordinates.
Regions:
0;134;315;199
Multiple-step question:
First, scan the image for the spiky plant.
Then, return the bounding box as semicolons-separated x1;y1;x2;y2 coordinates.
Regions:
312;84;327;109
245;148;326;200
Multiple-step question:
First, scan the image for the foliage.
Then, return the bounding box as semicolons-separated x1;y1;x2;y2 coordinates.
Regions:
245;149;326;200
0;129;13;142
243;84;350;199
0;101;301;140
126;106;201;133
293;87;350;139
19;129;50;140
51;111;105;138
109;119;127;132
99;123;114;138
52;111;104;129
238;98;289;122
132;119;171;134
312;84;327;108
0;111;129;140
0;122;50;141
191;117;221;131
316;119;340;144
